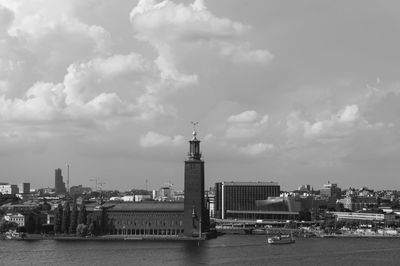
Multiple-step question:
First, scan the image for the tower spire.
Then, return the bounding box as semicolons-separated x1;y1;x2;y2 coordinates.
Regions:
188;122;201;160
191;121;199;140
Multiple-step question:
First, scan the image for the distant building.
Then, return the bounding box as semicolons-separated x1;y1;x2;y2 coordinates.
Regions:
4;213;25;227
134;195;151;202
214;181;280;219
320;182;341;200
297;184;311;193
0;184;19;195
159;187;172;200
332;211;396;223
18;183;30;194
0;203;38;213
54;168;66;194
121;195;134;202
338;196;378;212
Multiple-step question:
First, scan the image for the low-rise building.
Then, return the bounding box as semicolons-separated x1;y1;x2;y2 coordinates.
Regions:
338;196;378;211
0;184;19;195
331;211;397;223
320;182;341;200
4;213;25;227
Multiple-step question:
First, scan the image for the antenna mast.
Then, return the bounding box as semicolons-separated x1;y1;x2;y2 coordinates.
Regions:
66;163;70;193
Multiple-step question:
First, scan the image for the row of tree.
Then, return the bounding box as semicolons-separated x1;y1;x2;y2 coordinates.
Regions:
53;199;87;235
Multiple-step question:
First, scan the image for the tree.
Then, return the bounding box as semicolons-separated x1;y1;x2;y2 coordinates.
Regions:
76;224;88;237
54;204;63;234
78;203;87;225
69;200;78;234
61;202;70;234
88;221;95;236
0;220;18;233
26;212;36;233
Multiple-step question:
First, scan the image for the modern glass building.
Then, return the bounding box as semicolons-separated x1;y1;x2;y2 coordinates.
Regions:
214;181;280;219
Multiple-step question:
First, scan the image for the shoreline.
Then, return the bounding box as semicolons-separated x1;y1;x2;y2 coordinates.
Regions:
1;233;207;241
3;231;400;241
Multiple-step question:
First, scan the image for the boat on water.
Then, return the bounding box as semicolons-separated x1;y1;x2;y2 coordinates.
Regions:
267;233;295;244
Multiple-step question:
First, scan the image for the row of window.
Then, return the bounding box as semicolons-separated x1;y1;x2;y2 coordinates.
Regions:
112;228;184;236
114;219;183;227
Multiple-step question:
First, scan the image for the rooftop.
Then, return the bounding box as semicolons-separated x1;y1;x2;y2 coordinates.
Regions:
86;202;184;212
221;181;279;186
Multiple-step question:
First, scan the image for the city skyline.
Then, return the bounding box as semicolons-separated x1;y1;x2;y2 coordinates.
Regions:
1;0;400;191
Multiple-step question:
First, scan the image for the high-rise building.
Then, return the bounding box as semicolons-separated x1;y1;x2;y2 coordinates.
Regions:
18;183;30;194
54;168;66;194
183;129;207;237
214;181;280;219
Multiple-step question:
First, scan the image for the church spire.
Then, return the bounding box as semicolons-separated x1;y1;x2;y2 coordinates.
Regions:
188;122;201;160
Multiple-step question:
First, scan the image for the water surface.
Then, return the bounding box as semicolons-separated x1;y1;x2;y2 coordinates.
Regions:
1;235;400;265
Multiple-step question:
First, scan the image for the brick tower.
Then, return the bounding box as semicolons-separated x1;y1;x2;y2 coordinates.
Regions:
183;127;206;237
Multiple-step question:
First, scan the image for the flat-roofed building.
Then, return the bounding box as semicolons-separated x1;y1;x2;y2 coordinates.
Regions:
320;182;341;200
0;184;18;195
214;181;280;219
331;211;396;223
337;196;378;211
54;168;66;194
18;183;30;194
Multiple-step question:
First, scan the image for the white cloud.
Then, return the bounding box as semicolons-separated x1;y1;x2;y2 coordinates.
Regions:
0;82;65;121
227;110;258;123
286;104;365;142
139;131;184;147
129;0;272;84
226;110;269;139
220;42;274;65
94;53;152;78
0;50;175;125
238;142;275;156
337;105;359;122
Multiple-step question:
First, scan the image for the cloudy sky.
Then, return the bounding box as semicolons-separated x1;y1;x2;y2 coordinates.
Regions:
0;0;399;191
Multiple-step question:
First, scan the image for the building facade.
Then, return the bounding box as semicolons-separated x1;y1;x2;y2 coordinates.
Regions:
18;183;30;194
0;184;19;195
54;168;66;194
88;202;184;236
183;130;207;237
320;182;341;199
338;196;378;212
214;181;280;219
4;213;25;227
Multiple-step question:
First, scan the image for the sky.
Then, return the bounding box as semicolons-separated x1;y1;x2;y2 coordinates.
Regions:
0;0;400;191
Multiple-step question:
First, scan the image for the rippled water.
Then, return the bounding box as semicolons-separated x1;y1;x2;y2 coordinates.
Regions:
2;235;400;265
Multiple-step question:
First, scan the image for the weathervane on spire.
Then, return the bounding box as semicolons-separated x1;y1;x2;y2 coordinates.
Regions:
191;121;198;131
190;121;199;139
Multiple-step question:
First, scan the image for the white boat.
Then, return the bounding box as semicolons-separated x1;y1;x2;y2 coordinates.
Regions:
267;233;295;244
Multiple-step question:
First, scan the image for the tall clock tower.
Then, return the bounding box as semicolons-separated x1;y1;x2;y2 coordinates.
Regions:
183;127;207;237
